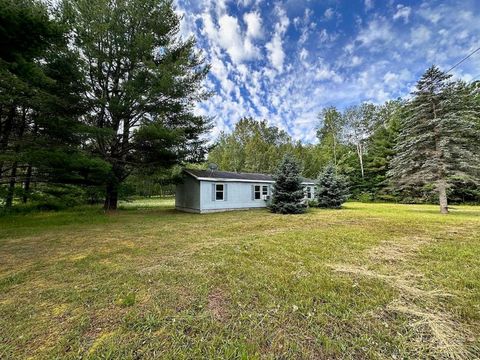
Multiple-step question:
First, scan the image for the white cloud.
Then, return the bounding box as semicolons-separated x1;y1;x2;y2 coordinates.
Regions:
274;5;290;34
364;0;374;11
315;66;342;83
243;12;263;39
202;13;261;64
418;5;442;24
266;34;285;72
299;48;308;61
356;18;393;45
393;4;411;23
265;5;290;73
409;25;431;46
324;8;334;19
349;55;363;67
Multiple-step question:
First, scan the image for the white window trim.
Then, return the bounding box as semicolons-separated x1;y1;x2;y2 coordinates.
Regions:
215;183;225;201
304;186;313;199
254;184;262;200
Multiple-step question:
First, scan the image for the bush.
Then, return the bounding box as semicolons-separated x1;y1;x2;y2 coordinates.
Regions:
356;192;373;203
307;199;318;207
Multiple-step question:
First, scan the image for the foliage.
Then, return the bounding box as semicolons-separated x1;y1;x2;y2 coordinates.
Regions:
61;0;211;209
0;0;108;208
270;154;306;214
388;66;480;213
208;117;293;174
315;164;349;208
316;107;345;167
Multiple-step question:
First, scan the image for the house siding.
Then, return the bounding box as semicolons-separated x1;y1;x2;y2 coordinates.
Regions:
175;171;316;213
199;180;273;212
175;175;201;212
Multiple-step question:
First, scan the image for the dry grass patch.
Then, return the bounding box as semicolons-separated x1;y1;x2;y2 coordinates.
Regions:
331;232;478;359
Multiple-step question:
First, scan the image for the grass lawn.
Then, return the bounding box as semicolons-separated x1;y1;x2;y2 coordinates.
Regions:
1;199;479;359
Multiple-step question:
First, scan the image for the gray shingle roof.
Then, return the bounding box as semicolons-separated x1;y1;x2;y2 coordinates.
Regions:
184;169;315;184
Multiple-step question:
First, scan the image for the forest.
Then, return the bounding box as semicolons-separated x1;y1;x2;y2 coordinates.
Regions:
1;0;479;214
209;72;480;210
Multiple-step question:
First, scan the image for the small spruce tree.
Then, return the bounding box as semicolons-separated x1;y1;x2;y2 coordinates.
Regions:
316;164;349;208
270;154;306;214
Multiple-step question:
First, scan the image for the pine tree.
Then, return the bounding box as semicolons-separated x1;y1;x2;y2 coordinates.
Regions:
62;0;211;210
0;0;108;208
388;66;480;213
364;100;403;198
270;154;306;214
315;164;349;208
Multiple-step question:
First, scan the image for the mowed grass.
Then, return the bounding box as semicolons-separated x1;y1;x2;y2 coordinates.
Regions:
0;199;479;359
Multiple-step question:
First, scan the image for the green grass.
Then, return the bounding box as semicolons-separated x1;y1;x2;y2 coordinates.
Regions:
0;199;479;359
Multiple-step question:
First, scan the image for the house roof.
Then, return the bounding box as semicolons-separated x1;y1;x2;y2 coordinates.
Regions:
184;169;316;184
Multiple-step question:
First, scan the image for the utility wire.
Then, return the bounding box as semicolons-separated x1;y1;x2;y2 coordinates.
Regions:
470;70;480;81
445;46;480;73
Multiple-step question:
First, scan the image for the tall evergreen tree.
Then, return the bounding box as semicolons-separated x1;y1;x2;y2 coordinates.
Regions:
270;154;306;214
388;66;480;213
315;164;349;208
0;0;107;208
364;100;403;197
62;0;211;210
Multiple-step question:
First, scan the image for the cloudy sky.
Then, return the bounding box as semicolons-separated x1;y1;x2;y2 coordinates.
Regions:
175;0;480;143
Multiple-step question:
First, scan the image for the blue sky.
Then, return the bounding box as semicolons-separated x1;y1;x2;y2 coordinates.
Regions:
175;0;480;143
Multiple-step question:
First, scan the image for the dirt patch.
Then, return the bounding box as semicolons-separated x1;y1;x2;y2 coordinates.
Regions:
207;288;228;322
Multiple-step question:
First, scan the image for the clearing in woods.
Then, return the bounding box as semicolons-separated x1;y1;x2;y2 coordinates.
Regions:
0;199;479;359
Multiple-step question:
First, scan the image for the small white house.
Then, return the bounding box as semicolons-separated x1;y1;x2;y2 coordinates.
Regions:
175;169;316;213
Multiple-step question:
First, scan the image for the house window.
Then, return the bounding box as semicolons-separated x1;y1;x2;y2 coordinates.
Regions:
306;186;312;199
215;184;224;200
262;185;269;196
254;185;261;199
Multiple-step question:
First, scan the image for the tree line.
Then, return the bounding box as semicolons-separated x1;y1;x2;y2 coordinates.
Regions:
0;0;210;210
209;67;480;213
1;1;479;214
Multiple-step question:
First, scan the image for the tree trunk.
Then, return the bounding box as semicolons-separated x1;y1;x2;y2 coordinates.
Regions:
333;136;337;168
22;164;33;203
438;180;448;214
432;102;447;214
0;106;15;180
357;143;365;178
104;181;119;210
5;162;17;208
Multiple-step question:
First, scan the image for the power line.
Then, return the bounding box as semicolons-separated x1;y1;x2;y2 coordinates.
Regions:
471;73;480;82
445;46;480;73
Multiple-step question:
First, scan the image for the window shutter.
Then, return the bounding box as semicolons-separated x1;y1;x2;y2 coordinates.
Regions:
251;185;254;200
212;183;215;201
224;184;228;201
